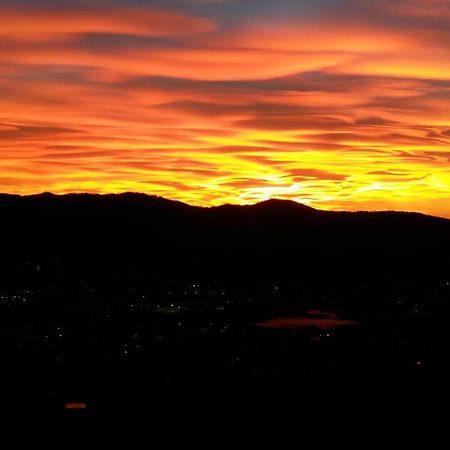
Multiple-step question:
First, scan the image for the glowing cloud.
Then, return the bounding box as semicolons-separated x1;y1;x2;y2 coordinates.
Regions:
0;0;449;217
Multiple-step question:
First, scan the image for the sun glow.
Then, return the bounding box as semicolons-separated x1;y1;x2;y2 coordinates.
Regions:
0;1;449;217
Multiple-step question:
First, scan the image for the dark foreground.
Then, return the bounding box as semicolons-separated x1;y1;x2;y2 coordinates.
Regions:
0;194;449;448
1;278;450;449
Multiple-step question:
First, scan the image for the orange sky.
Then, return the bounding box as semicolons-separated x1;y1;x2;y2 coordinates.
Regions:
0;0;449;217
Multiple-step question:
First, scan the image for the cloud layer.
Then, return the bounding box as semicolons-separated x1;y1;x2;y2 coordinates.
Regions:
0;0;449;217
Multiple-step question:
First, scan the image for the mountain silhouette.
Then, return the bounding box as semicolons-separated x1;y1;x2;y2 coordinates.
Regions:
0;192;448;286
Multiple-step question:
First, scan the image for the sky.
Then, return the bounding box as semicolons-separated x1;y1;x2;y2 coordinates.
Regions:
0;0;449;217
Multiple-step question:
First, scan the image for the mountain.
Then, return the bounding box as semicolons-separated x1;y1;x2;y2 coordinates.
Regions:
0;192;449;286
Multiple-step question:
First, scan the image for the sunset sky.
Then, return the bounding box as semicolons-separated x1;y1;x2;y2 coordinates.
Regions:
1;0;449;217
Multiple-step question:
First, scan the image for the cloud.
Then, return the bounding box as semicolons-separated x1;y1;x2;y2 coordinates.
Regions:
0;2;449;217
286;168;347;181
370;0;450;20
0;122;80;139
0;6;215;37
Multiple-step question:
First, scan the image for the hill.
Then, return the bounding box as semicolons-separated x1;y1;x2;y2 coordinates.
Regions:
0;192;448;286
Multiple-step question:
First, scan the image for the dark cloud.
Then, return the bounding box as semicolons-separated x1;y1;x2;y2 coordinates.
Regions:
355;116;397;126
0;123;81;139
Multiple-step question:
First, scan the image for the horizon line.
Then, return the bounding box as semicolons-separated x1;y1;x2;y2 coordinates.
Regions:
1;190;449;220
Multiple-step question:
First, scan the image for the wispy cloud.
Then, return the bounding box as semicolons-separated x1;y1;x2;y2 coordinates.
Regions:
0;1;449;216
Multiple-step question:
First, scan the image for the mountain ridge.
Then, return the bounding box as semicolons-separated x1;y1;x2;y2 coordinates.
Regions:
0;191;447;222
0;191;448;286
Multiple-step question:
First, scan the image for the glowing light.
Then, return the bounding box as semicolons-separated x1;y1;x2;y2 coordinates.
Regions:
64;402;87;410
0;2;449;217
